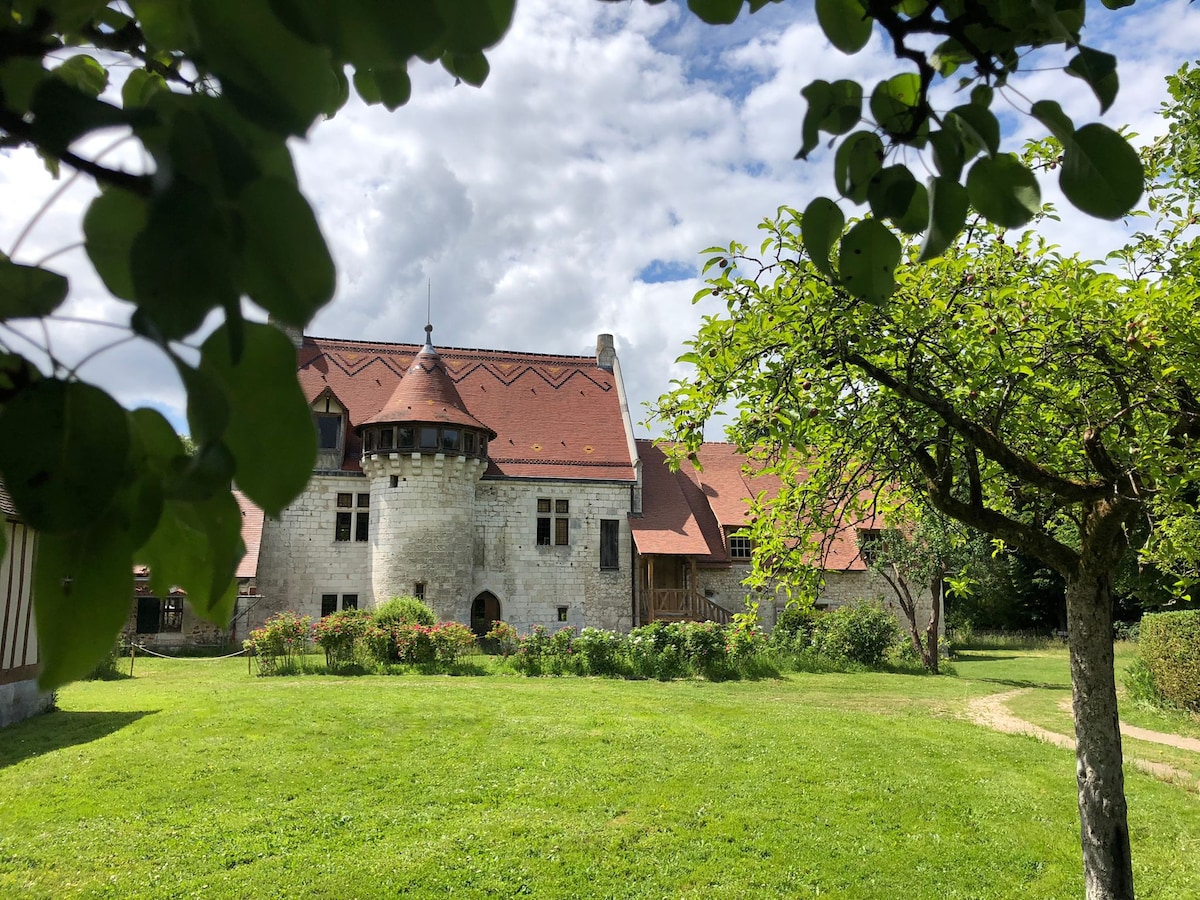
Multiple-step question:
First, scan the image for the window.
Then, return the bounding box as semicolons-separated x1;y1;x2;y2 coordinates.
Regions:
364;430;376;452
398;427;414;449
600;519;619;570
335;493;356;542
464;432;476;454
342;593;358;610
379;427;394;450
420;426;438;449
442;429;459;452
414;582;426;600
537;498;570;546
321;594;338;617
557;606;568;622
315;413;341;450
161;596;183;632
390;475;399;488
355;511;369;542
729;533;752;560
857;528;897;565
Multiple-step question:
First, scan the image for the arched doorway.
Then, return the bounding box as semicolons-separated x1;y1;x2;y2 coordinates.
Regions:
470;592;501;636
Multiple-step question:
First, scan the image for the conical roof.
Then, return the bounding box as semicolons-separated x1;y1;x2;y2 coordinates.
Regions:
361;326;497;437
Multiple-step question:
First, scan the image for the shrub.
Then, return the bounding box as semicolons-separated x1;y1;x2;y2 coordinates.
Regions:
375;595;436;627
312;609;375;670
1114;620;1141;643
547;626;581;675
1123;655;1165;708
1137;610;1200;711
813;603;899;667
771;602;818;651
683;621;731;679
245;611;312;676
626;622;690;680
574;627;624;676
727;603;766;663
484;620;520;657
429;622;478;666
513;625;551;675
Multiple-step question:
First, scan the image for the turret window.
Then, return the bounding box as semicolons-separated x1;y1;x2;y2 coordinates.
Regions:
361;425;490;460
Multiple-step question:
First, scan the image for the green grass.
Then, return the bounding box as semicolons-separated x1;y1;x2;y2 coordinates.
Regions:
0;655;1197;899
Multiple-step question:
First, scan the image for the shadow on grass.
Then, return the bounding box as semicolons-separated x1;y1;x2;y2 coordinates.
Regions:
0;709;156;768
975;677;1071;691
954;653;1021;662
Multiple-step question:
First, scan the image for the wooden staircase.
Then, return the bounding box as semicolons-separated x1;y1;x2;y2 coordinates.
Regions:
639;588;733;626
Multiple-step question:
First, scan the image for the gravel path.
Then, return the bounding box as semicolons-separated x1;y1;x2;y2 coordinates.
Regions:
966;689;1199;786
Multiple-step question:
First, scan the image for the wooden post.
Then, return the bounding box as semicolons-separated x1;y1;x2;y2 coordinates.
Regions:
646;557;655;623
690;557;698;620
248;645;253;676
128;642;136;677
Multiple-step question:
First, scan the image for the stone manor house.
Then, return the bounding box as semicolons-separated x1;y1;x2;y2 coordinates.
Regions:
127;328;935;646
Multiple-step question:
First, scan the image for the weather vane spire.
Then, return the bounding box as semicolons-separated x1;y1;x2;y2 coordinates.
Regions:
424;279;433;348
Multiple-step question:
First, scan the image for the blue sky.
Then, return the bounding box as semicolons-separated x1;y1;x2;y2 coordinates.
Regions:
2;0;1199;441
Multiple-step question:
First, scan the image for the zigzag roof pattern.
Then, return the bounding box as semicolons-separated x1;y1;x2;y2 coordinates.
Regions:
298;335;635;482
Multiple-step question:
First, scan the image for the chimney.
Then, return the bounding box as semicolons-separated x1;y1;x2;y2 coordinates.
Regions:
596;333;616;371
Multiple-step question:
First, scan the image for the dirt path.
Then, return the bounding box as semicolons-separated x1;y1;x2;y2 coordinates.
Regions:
966;689;1199;786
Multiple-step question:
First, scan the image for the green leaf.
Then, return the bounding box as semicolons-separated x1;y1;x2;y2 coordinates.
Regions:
918;176;969;262
443;50;490;87
869;73;922;142
834;131;884;203
51;55;107;97
34;521;135;688
970;85;993;108
945;104;999;159
797;80;833;160
929;128;964;181
82;188;147;301
0;380;131;533
0;57;46;113
801;197;845;280
138;492;242;619
1100;0;1135;7
0;259;68;319
198;323;316;516
1066;47;1118;115
130;181;238;340
966;154;1041;229
436;0;516;52
28;79;133;154
824;79;864;134
839;218;900;305
127;0;198;49
1030;100;1075;145
191;0;340;136
867;166;927;234
237;176;335;327
121;68;168;108
815;0;872;55
1060;124;1143;220
373;66;413;111
687;0;743;25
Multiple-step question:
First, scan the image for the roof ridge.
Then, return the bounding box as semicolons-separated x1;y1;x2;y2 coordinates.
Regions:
306;335;597;363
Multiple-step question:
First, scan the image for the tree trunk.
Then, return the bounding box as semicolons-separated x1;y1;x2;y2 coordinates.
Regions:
923;574;941;675
1066;567;1133;900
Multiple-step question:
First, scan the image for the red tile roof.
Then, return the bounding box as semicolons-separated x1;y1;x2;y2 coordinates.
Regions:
635;441;872;572
362;337;496;435
298;334;636;482
235;490;264;580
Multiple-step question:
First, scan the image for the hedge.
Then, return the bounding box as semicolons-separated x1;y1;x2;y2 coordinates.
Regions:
1138;610;1200;711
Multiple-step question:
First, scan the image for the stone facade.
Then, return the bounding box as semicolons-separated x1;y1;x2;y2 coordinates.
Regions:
2;503;54;727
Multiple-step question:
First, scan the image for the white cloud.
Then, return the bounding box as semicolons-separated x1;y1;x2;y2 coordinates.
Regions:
3;0;1199;442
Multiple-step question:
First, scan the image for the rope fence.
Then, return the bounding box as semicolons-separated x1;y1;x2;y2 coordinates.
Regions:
127;643;250;676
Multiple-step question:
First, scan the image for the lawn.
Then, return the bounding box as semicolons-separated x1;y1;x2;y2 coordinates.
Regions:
0;652;1196;899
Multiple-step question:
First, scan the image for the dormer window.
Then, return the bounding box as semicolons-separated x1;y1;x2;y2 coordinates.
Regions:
315;413;341;451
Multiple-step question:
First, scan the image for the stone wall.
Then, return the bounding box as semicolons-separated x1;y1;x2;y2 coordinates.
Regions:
252;472;373;627
472;479;634;633
0;679;54;729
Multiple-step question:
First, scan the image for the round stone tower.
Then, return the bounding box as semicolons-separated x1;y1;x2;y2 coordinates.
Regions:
358;326;496;621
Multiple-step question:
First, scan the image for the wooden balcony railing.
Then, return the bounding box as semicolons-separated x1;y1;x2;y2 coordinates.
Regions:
640;588;732;626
